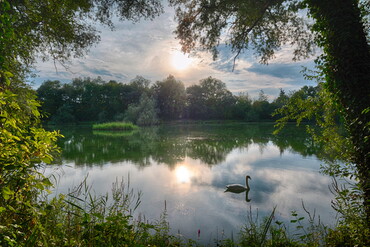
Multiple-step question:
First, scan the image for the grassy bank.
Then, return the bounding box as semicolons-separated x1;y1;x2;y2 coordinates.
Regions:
92;122;138;131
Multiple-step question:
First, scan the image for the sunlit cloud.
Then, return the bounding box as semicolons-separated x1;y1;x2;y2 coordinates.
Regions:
33;6;317;99
171;51;193;71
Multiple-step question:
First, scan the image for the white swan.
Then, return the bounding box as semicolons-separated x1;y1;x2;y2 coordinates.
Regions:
225;175;251;193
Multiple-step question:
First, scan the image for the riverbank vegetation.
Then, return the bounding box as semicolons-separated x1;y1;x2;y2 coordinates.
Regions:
37;75;312;125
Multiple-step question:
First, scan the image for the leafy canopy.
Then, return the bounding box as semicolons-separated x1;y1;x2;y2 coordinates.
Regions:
169;0;316;63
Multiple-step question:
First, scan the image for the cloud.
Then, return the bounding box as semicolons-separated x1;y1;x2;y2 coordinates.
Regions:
33;7;318;99
247;63;303;79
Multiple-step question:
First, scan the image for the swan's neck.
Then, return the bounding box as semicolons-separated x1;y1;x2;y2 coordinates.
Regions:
245;177;250;189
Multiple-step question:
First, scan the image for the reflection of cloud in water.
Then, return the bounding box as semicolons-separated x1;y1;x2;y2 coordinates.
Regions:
46;133;336;244
210;142;334;223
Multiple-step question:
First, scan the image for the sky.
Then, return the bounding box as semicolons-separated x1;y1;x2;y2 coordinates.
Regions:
32;6;317;100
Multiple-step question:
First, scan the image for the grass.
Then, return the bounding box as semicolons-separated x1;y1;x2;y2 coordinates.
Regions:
92;122;138;131
32;177;187;246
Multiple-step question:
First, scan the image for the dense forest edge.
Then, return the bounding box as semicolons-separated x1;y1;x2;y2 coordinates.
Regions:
1;0;369;246
36;75;316;126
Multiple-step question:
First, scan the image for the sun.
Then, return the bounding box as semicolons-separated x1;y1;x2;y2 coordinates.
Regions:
171;51;192;70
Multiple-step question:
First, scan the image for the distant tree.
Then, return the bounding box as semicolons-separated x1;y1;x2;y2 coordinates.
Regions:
130;76;151;91
124;93;159;126
186;84;207;119
199;77;235;119
51;103;76;124
252;90;274;121
125;76;152;108
187;77;235;119
273;89;290;108
152;75;186;120
37;80;64;120
271;89;291;120
232;93;254;121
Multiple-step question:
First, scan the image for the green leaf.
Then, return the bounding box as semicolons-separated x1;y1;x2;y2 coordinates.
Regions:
2;186;13;200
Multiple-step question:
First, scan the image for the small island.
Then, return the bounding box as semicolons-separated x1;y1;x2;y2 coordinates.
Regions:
92;122;139;131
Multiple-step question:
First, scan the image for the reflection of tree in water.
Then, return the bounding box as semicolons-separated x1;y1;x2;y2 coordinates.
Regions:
59;126;160;167
187;139;231;165
271;125;324;158
56;123;330;167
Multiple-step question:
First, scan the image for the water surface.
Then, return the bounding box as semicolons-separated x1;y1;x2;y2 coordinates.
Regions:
47;123;336;244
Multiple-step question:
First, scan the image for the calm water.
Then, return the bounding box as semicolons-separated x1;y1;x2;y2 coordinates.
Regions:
46;123;336;244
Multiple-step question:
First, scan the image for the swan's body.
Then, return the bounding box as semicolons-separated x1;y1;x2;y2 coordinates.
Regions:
225;175;251;193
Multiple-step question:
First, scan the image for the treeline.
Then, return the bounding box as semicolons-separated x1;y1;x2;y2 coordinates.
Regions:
37;75;318;125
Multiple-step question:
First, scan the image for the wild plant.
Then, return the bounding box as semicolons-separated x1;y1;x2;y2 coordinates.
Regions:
30;177;183;246
325;177;370;246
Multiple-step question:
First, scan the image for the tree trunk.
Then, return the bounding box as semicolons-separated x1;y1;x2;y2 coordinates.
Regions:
306;0;370;221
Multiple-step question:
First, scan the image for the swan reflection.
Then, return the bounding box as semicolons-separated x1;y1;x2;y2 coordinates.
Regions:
225;175;251;202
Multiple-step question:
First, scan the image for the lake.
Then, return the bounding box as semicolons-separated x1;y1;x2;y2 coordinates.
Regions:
46;123;337;244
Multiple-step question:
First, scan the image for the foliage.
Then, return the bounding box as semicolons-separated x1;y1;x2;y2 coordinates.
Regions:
0;75;62;245
30;178;187;246
169;0;315;63
273;75;369;245
303;0;370;220
37;77;148;123
124;93;159;126
232;93;254;121
92;122;138;131
273;84;353;175
37;75;287;123
1;0;163;78
152;75;187;120
237;206;328;247
325;178;370;246
186;77;235;119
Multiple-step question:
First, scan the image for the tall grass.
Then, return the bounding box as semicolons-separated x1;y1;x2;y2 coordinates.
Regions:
92;122;138;131
30;177;186;246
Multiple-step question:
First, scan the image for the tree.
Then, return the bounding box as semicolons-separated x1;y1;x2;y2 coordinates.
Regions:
186;77;235;119
170;0;370;223
253;90;274;121
130;75;151;92
124;93;159;126
199;77;235;119
37;80;64;120
152;75;186;120
232;93;255;121
186;84;207;119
